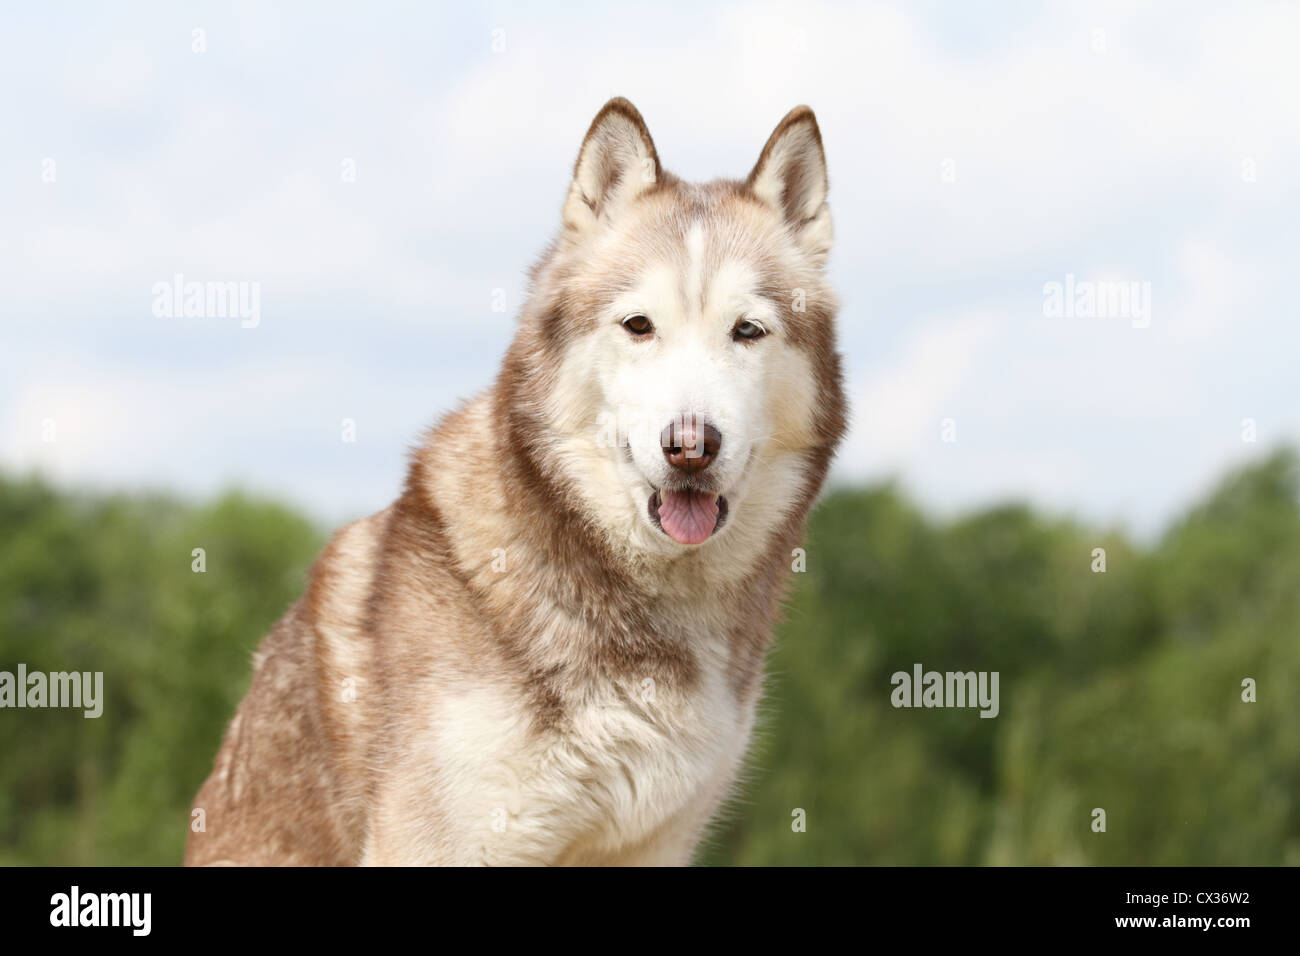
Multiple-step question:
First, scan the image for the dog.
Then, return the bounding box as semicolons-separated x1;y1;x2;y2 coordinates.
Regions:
185;97;847;866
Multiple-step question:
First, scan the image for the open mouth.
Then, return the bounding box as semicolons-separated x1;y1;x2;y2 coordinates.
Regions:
648;488;730;545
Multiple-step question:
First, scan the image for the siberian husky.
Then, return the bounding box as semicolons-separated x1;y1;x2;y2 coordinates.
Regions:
185;98;847;866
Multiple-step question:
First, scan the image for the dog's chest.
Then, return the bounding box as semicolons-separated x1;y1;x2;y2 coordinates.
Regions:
431;634;755;863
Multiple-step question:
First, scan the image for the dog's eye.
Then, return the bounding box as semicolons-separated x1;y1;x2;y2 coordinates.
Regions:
622;314;653;336
733;319;766;341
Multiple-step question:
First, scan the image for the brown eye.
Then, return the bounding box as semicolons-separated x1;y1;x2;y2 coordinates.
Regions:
623;313;653;336
733;319;766;341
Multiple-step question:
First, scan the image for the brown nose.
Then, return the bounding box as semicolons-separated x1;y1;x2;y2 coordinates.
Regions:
661;416;722;472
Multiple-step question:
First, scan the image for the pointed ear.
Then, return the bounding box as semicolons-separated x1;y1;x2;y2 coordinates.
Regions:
562;98;661;235
747;106;832;262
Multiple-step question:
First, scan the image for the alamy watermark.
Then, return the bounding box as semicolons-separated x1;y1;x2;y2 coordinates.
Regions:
596;404;712;458
152;273;261;328
1043;273;1151;329
50;886;150;936
890;663;999;718
0;664;103;718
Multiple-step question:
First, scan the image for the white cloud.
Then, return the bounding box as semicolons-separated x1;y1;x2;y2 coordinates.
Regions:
1;1;1297;528
841;312;1004;474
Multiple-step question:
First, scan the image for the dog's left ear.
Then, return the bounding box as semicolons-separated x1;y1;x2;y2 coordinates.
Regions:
747;106;832;263
563;97;661;235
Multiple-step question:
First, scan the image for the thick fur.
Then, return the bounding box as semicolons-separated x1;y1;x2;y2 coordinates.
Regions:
185;98;847;866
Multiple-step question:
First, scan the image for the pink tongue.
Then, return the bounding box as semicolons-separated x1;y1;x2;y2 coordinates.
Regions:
657;489;719;545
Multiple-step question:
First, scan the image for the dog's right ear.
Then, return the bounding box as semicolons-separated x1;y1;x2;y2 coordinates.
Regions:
563;98;660;235
747;106;832;264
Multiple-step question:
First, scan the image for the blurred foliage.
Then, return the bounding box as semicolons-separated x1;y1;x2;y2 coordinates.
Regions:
1;450;1297;865
0;483;321;865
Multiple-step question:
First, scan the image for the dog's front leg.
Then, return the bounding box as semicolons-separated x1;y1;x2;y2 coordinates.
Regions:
360;764;593;866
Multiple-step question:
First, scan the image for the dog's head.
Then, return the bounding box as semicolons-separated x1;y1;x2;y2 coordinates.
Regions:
509;98;846;560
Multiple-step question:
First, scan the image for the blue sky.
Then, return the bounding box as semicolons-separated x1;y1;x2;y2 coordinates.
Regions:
2;1;1297;535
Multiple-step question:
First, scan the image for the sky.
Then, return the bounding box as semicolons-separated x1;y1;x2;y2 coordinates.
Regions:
1;0;1297;536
